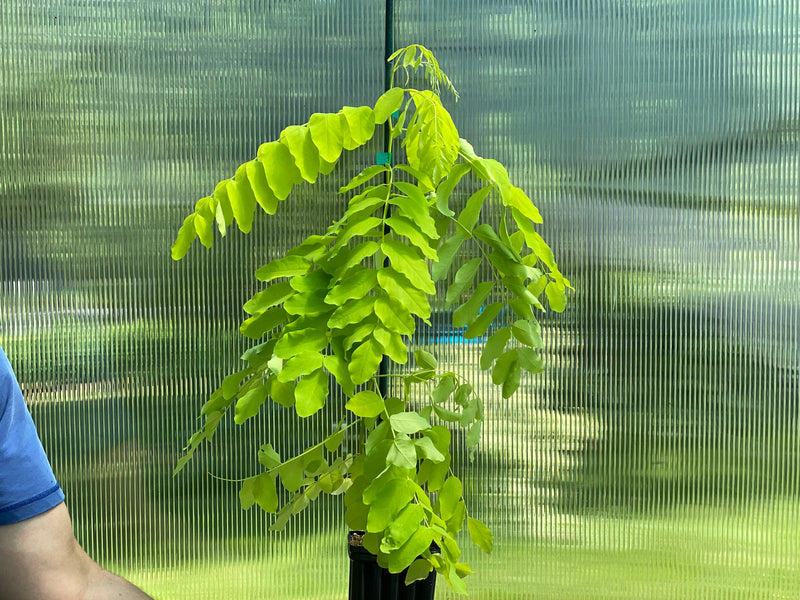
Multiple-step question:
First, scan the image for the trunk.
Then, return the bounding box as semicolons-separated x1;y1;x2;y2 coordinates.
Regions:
347;531;437;600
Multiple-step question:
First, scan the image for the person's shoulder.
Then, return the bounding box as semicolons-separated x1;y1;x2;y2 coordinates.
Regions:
0;346;19;414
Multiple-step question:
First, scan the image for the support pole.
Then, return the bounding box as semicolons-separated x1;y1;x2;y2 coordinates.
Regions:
378;0;394;401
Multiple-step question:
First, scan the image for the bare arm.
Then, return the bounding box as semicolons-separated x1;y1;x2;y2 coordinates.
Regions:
0;502;153;600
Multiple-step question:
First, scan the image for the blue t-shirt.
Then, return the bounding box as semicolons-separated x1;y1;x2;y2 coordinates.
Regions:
0;346;65;525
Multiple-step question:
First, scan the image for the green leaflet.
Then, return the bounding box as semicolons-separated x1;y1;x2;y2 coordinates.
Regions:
459;398;480;427
365;422;391;458
325;268;378;306
480;326;510;371
395;163;434;193
240;306;287;339
324;429;345;454
473;223;517;261
432;233;467;282
445;257;482;308
328;296;377;329
381;240;435;295
221;367;254;401
414;436;446;463
280;125;320;183
345;390;385;418
511;319;543;348
279;460;304;492
529;273;548;298
243;159;280;216
318;155;337;176
527;229;557;270
277;352;324;383
434;162;471;218
406;90;459;184
229;165;257;233
431;375;457;404
452;281;495;328
545;281;567;312
374;87;405;124
171;214;197;260
436;476;463;522
341;105;376;146
458;185;491;233
270;377;295;408
373;326;408;364
234;384;269;424
365;478;415;533
388;527;436;575
508;296;535;321
418;454;450;491
472;157;511;204
214;192;234;235
240;472;278;513
283;288;331;317
348;337;384;385
323;354;355;397
508;186;543;224
445;500;466;535
382;504;425;552
391;181;439;239
308;112;344;163
467;517;493;554
377;268;431;322
345;185;389;216
414;349;437;370
341;318;377;353
466;421;482;449
332;216;383;251
433;406;461;423
255;256;311;283
258;443;282;469
502;276;541;310
257;141;303;200
194;197;214;248
295;369;328;417
345;501;369;532
492;349;518;387
516;347;544;374
502;363;521;399
273;329;328;360
317;467;345;494
323;240;381;279
385;215;438;260
387;438;418;469
510;230;526;255
374;295;415;336
242;281;295;315
453;384;472;407
289;268;330;294
339;165;389;194
389;412;431;435
286;235;332;262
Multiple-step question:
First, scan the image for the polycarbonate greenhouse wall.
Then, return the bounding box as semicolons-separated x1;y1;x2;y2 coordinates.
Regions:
1;1;798;598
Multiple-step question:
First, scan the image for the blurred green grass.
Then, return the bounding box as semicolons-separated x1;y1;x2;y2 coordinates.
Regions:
115;497;799;600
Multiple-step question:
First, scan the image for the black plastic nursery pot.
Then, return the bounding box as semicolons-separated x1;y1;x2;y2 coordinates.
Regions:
348;531;438;600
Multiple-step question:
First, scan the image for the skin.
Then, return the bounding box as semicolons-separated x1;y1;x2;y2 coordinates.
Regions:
0;502;153;600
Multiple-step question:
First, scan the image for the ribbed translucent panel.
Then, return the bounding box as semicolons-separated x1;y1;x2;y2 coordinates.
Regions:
1;1;798;599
